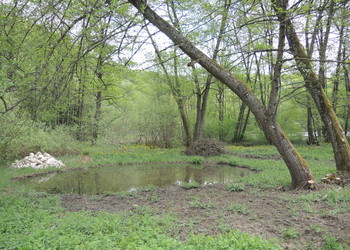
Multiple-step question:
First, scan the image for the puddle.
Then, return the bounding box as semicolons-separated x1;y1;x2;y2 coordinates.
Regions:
17;163;252;195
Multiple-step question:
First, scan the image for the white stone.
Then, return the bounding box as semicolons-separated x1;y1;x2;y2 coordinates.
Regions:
11;152;65;169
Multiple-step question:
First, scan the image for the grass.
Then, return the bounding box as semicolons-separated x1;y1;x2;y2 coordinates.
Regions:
1;143;349;249
0;193;280;249
180;181;200;189
323;235;346;249
296;186;350;215
226;183;245;192
190;197;215;210
227;203;250;215
282;227;301;239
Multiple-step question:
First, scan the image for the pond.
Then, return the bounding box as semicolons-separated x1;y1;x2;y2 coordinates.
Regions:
18;163;252;195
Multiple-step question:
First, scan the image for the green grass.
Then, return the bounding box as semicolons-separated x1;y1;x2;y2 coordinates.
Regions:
227;203;250;215
181;181;200;189
190;197;215;210
323;235;346;250
226;183;245;192
282;227;301;239
0;193;281;249
296;186;350;214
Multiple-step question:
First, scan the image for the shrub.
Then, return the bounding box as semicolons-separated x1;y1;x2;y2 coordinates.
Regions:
226;183;245;192
227;203;250;215
180;181;200;189
189;157;204;164
282;227;300;239
2;124;82;160
185;138;225;157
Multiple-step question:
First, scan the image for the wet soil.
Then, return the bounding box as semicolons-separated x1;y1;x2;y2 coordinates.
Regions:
60;184;350;249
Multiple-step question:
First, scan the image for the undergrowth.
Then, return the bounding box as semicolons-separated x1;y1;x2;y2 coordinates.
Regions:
0;193;281;249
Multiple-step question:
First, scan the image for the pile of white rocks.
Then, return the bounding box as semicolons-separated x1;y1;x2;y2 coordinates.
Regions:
11;152;65;169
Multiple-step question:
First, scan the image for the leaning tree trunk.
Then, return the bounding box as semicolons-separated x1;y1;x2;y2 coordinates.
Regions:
128;0;314;189
273;0;350;172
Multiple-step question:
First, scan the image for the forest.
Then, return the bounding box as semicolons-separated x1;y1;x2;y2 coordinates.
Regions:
1;0;350;249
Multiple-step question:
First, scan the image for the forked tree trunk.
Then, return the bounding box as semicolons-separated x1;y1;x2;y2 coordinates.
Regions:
128;0;314;189
273;0;350;172
193;80;210;142
233;102;250;142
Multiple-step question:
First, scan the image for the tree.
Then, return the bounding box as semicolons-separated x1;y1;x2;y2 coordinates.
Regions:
146;19;192;146
127;0;314;189
273;0;350;173
191;0;231;142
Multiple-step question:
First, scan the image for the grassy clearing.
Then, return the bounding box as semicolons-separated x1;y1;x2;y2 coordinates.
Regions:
1;143;349;249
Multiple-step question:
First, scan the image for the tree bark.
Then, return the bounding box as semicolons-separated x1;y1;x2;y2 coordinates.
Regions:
92;91;102;144
193;76;211;142
332;8;345;111
217;83;225;141
307;106;319;145
233;102;250;142
273;0;350;172
128;0;314;188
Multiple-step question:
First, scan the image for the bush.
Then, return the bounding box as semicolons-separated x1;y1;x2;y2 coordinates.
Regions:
180;181;200;189
185;138;225;157
226;183;245;192
1;124;82;160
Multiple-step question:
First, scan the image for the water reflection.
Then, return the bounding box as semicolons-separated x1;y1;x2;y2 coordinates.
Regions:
19;163;252;195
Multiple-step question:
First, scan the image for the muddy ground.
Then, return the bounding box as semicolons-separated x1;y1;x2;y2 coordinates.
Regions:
60;184;350;249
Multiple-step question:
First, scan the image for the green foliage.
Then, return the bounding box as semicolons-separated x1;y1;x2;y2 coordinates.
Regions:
190;197;214;210
186;231;282;249
226;183;245;192
282;227;301;239
142;184;157;192
1;124;82;160
180;181;200;189
189;156;204;164
227;203;250;215
0;193;281;249
118;191;138;200
322;236;345;250
309;224;326;233
297;186;350;214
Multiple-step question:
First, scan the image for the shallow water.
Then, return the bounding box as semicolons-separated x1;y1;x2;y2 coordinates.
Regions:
18;163;252;195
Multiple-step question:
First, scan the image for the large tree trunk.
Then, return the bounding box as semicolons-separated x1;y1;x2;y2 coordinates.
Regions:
128;0;314;189
273;0;350;172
